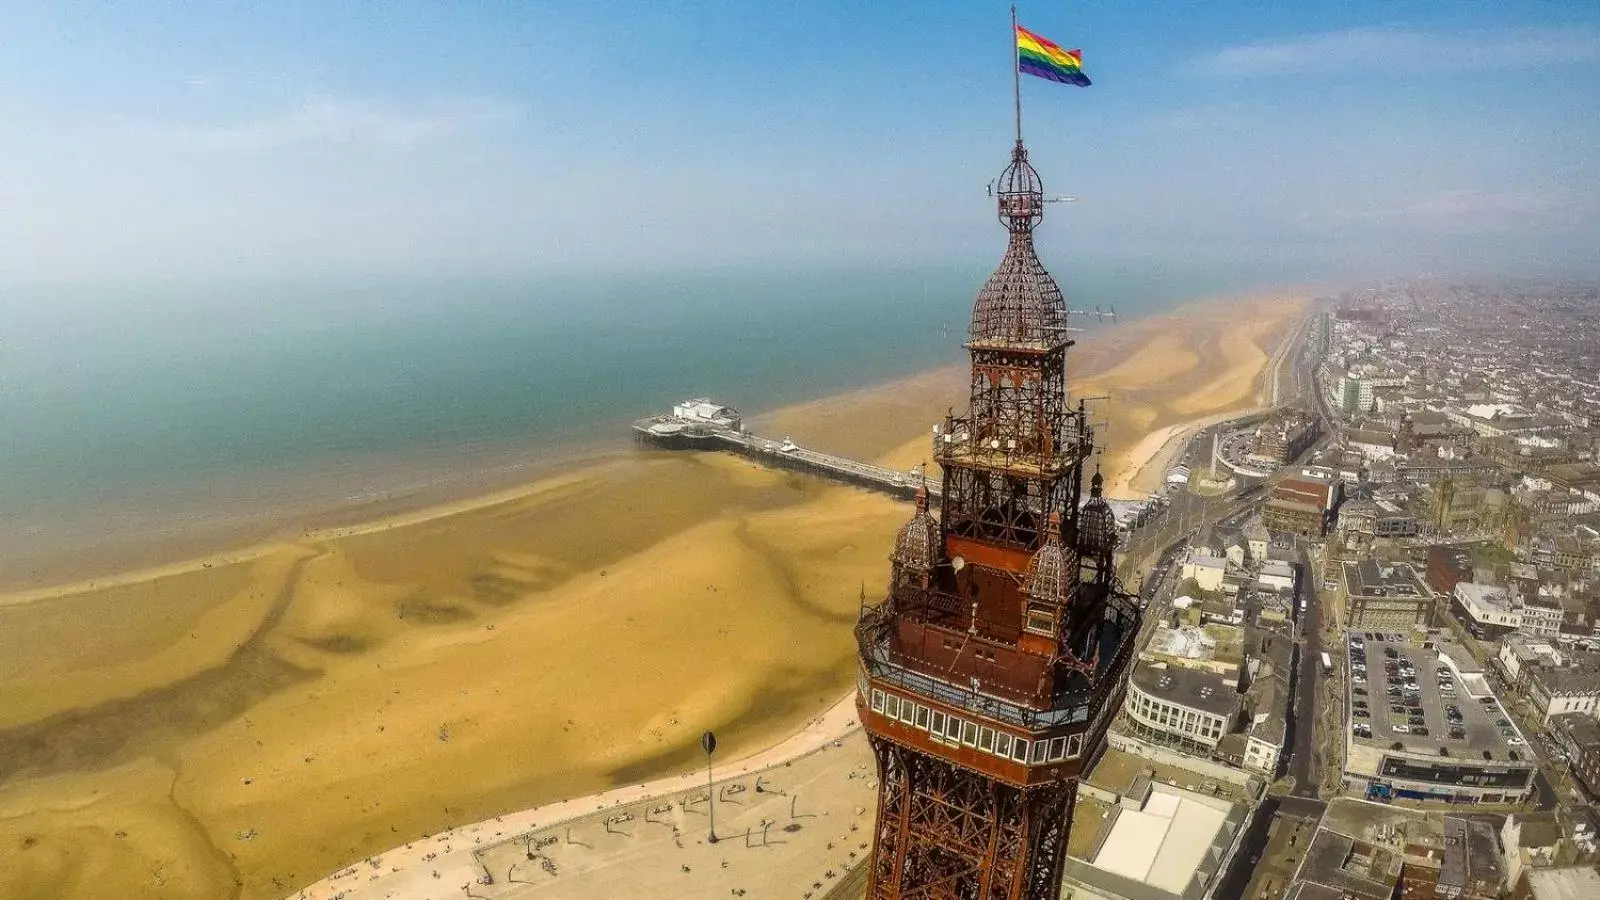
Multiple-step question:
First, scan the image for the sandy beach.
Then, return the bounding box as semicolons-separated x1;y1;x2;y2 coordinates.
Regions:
0;293;1303;900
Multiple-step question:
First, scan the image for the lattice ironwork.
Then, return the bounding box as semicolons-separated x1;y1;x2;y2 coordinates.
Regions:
970;143;1065;348
867;739;1078;900
859;130;1140;900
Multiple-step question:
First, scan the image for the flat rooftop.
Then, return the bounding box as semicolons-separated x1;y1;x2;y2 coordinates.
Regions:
1523;866;1600;900
1342;560;1431;599
1314;798;1445;853
1086;746;1256;806
1131;661;1242;718
1143;622;1245;668
1345;633;1530;763
1089;788;1228;893
1063;783;1246;900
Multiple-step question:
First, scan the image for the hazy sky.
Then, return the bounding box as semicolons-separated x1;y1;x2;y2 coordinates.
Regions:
2;1;1598;285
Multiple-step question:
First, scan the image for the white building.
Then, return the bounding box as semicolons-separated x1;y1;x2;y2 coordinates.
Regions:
1454;582;1519;636
1526;667;1600;724
1518;593;1564;638
1123;662;1239;752
1244;525;1269;563
671;398;741;429
1498;635;1564;681
1244;732;1280;775
1181;550;1228;593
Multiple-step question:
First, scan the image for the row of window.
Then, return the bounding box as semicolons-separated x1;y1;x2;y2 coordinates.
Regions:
868;688;1083;764
1127;688;1224;741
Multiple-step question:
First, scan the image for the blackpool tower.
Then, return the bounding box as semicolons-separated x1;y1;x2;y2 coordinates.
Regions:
852;27;1140;897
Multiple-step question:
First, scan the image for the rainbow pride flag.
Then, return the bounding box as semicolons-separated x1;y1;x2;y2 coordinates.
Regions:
1017;25;1090;86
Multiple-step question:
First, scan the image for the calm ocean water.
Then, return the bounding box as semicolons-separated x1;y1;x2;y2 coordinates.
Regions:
0;264;1241;569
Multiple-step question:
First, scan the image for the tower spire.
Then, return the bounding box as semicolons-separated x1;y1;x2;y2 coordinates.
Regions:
855;32;1138;898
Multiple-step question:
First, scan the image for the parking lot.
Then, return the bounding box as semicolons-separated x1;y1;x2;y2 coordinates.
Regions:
1344;633;1527;760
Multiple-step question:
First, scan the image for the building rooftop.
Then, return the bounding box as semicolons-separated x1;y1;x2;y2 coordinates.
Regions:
1551;712;1600;747
1456;581;1513;613
1294;830;1400;900
1528;663;1600;696
1439;817;1504;893
1343;559;1432;600
1084;746;1256;806
1142;622;1245;670
1131;661;1243;718
1523;867;1600;900
1062;783;1245;900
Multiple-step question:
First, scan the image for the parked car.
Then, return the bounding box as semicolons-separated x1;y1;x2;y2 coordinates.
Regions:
1394;724;1412;734
1413;727;1429;736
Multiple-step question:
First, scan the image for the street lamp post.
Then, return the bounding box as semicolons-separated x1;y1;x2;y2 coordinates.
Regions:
702;730;718;844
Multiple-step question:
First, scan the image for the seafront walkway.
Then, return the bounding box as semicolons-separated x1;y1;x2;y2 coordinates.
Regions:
289;693;871;900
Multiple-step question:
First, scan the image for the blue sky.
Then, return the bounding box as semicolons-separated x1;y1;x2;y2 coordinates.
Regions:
2;1;1598;286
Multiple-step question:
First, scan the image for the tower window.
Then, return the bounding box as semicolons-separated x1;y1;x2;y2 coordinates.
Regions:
871;690;885;713
1048;737;1066;761
915;704;930;729
1067;734;1084;759
979;727;995;752
885;695;900;719
1012;738;1029;763
1025;604;1057;636
996;732;1012;758
931;710;946;737
1032;740;1048;764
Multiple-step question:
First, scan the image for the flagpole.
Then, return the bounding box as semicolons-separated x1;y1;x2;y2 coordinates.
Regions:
1011;5;1022;145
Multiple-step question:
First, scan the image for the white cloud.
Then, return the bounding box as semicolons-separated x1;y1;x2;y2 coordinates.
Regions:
1196;27;1600;79
138;96;521;153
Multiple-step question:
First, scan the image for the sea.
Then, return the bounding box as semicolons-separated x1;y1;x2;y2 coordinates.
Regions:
0;264;1243;582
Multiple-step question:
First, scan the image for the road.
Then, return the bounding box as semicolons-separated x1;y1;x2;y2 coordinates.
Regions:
1288;542;1326;798
1212;795;1329;900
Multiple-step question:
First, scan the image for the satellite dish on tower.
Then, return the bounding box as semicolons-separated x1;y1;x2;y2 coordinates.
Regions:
952;557;966;572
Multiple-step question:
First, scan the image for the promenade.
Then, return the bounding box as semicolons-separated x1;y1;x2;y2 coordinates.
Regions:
291;694;871;900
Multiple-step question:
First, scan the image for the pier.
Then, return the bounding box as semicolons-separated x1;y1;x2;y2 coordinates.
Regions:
632;399;938;501
632;400;1153;530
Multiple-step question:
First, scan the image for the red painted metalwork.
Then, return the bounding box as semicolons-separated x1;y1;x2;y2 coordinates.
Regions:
854;136;1141;899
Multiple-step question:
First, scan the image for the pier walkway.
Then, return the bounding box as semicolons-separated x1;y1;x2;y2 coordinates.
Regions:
632;404;1154;529
632;414;939;502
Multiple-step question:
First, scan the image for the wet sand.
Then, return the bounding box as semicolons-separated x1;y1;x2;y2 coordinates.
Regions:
0;293;1303;900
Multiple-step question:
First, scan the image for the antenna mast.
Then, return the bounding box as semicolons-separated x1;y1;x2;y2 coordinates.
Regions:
1011;5;1022;145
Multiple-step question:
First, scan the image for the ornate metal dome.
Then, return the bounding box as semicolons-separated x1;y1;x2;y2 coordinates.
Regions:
969;141;1068;347
995;140;1044;231
1078;471;1118;557
1024;514;1078;602
891;487;941;571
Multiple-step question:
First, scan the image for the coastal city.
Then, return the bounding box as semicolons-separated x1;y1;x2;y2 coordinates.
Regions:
4;5;1600;900
293;294;1600;898
1072;279;1600;900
